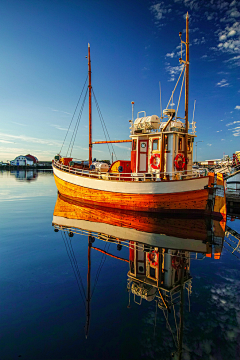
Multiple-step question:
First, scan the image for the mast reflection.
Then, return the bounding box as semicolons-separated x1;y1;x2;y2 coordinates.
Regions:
52;193;227;359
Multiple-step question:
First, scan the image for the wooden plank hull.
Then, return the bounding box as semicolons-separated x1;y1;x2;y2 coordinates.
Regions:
53;173;208;214
52;194;226;253
53;165;226;218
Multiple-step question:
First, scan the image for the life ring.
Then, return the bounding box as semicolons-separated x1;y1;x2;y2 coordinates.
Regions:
174;154;186;171
150;154;161;169
171;256;183;270
147;251;159;266
232;154;240;167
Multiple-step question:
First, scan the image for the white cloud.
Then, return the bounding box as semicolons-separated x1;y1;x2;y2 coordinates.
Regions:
215;22;240;62
216;79;229;87
193;37;206;45
150;2;169;21
229;125;240;136
50;108;72;115
228;29;237;36
207;143;212;146
166;52;175;58
220;119;224;121
230;10;240;18
235;105;240;110
0;132;62;147
216;130;222;132
224;55;240;64
0;139;14;144
165;64;184;82
114;143;131;150
221;139;225;141
0;146;56;161
11;121;26;126
226;120;240;126
50;124;69;131
219;34;227;41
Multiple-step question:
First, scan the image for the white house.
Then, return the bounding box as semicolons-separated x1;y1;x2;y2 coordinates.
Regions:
10;155;34;166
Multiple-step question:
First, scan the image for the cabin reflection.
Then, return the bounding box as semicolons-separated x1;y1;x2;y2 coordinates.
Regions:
52;194;227;359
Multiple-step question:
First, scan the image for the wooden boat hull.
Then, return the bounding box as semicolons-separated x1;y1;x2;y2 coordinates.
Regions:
52;194;226;253
53;164;226;218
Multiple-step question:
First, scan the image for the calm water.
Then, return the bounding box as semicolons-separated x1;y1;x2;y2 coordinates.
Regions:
0;170;240;360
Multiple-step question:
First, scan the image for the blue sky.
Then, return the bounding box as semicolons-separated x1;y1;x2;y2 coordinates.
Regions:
0;0;239;162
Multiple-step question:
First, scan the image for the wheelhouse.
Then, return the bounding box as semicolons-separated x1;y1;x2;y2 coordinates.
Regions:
130;109;195;179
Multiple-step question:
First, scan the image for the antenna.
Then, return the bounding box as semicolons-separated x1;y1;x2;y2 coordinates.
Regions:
159;81;163;119
131;101;134;122
192;99;196;122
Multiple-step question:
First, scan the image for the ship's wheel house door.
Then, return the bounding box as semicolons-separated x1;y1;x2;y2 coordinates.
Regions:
138;140;148;172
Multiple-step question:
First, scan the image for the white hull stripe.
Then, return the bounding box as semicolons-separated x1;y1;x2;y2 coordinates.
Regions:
53;166;209;195
53;216;207;253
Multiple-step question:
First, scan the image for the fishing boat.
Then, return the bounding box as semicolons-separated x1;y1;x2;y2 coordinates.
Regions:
52;14;226;219
52;194;226;350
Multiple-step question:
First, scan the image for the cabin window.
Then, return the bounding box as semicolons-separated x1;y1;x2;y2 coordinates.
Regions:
150;267;156;278
165;135;168;151
178;137;183;151
152;139;159;151
132;140;136;151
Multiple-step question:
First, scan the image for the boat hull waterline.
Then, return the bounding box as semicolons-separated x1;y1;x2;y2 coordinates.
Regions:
53;165;226;218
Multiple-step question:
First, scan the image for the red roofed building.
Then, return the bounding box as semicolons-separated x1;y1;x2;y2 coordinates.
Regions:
25;154;38;163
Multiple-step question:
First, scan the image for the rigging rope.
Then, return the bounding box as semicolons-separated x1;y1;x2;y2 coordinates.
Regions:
175;67;186;119
68;88;88;157
59;76;88;154
91;242;111;298
92;89;117;162
166;64;186;110
162;309;178;349
173;304;179;343
67;236;86;298
61;232;86;310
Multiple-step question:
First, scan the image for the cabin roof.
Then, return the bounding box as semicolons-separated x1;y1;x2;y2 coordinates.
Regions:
130;131;196;138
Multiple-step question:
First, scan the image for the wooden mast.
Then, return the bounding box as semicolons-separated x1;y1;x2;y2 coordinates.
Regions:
85;234;92;339
184;13;189;171
88;43;92;166
178;268;185;360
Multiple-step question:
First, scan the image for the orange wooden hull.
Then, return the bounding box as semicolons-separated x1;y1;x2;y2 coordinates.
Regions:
53;194;226;245
54;173;210;214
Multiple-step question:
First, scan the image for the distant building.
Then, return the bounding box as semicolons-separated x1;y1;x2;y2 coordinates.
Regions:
10;155;33;166
10;154;38;166
25;154;38;163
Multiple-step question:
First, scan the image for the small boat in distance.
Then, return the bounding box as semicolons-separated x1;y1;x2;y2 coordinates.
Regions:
52;13;226;219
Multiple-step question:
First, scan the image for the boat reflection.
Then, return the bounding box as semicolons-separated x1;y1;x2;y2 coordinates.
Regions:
52;193;227;359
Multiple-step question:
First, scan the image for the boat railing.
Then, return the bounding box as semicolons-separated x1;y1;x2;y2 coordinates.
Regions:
53;160;205;181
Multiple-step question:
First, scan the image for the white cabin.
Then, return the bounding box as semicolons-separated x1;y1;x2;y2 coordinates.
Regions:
129;110;195;179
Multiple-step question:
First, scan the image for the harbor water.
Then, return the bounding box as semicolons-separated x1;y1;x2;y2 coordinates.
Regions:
0;170;240;360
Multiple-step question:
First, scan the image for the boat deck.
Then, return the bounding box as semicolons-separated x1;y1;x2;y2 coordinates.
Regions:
53;160;203;182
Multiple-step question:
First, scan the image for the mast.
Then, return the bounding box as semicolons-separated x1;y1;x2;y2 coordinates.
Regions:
178;268;184;360
85;234;92;338
88;43;92;166
184;13;189;171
